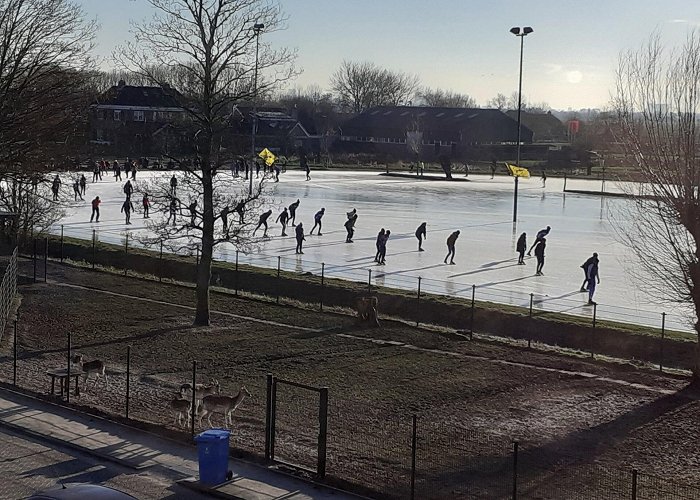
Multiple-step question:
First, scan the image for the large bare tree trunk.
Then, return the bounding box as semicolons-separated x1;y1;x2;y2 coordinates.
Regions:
194;162;214;326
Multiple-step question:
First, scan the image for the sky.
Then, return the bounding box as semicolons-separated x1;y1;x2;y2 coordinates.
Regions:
78;0;700;111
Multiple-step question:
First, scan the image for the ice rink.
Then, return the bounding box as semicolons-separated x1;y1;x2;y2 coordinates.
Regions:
54;169;692;332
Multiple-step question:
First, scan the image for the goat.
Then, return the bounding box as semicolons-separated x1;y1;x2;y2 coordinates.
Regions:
168;393;192;428
198;386;251;428
180;379;219;412
71;354;108;389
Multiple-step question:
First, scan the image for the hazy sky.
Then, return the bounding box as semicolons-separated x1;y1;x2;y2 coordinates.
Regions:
79;0;700;110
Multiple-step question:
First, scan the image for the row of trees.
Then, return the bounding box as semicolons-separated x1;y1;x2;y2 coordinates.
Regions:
3;0;700;378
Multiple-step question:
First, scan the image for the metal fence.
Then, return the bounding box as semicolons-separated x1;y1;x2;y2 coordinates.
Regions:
0;247;17;342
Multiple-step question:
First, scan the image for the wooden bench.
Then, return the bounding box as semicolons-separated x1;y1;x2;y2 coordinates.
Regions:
46;368;85;398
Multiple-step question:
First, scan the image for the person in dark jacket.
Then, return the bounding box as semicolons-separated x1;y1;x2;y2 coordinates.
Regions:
534;238;546;275
310;208;324;235
527;226;551;256
444;231;460;265
295;222;305;254
374;229;386;263
253;210;273;237
516;233;527;265
415;222;427;251
275;208;289;236
580;252;599;291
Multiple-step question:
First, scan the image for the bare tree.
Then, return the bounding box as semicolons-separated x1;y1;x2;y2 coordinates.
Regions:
417;87;477;108
486;93;508;110
0;0;96;240
117;0;296;326
330;61;419;112
613;31;700;376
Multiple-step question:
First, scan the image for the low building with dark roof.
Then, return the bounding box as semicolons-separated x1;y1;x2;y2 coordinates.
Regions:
336;106;533;162
228;106;310;155
505;110;568;142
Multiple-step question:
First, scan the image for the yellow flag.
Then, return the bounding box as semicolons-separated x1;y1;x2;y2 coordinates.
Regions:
258;148;276;167
506;163;530;178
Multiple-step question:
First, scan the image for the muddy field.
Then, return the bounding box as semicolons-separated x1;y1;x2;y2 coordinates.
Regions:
1;260;699;499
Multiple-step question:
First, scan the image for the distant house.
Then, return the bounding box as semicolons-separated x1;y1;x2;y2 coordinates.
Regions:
89;80;188;157
229;106;310;155
336;106;533;162
505;110;568;143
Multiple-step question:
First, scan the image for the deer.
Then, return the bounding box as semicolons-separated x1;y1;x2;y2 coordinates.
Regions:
180;379;219;413
71;354;108;389
198;386;251;428
168;393;192;428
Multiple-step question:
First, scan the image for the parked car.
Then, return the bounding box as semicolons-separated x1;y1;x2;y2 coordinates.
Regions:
29;483;137;499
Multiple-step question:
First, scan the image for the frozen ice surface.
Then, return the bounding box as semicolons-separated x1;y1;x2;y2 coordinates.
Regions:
54;169;694;333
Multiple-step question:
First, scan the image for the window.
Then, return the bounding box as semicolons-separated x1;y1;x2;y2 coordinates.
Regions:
134;110;145;122
113;110;121;121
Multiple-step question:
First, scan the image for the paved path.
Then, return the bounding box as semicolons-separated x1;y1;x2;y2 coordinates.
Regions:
0;388;362;499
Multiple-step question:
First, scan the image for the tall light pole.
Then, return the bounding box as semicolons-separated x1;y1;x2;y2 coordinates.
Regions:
510;26;533;223
249;23;264;197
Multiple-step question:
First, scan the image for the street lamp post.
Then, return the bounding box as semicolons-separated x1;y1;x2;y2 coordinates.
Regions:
249;23;265;197
510;26;533;224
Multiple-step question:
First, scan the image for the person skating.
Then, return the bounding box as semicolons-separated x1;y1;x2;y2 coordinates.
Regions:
220;206;230;235
527;226;551;256
534;238;546;275
444;231;460;265
274;164;280;182
288;199;300;226
345;213;357;243
516;232;527;265
586;258;600;305
92;163;101;182
72;179;81;201
114;163;122;181
79;174;87;196
310;208;324;235
275;208;289;236
142;193;150;218
580;252;599;292
305;160;311;181
490;160;496;179
253;209;273;237
295;222;305;254
234;199;245;224
378;230;390;265
121;198;134;224
51;175;61;201
124;159;131;178
541;171;547;188
415;222;427;251
90;196;101;222
374;229;386;262
188;200;197;227
123;180;133;199
131;162;137;179
170;175;177;195
166;198;179;225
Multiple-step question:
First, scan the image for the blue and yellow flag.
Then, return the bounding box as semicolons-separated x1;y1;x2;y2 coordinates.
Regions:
258;148;276;167
506;163;530;178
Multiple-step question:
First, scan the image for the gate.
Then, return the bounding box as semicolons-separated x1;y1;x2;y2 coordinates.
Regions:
265;374;328;477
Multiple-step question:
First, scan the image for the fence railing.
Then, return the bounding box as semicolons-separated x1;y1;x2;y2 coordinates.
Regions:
0;247;17;342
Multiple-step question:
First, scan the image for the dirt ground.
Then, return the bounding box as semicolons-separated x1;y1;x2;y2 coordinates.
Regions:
2;260;699;499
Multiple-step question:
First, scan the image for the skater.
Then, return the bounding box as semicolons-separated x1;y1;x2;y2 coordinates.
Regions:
142;193;150;218
170;175;177;195
295;222;305;254
527;226;551;256
188;200;197;227
123;180;133;199
220;206;230;235
288;199;300;226
516;232;527;264
234;199;245;224
167;198;179;225
415;222;427;251
586;257;600;305
72;179;81;201
345;212;357;243
274;163;280;182
444;231;460;265
275;208;289;236
121;198;134;224
310;208;324;235
541;170;547;188
534;238;546;275
92;163;101;182
51;175;61;201
79;174;87;196
374;229;386;262
90;196;101;222
580;253;599;291
131;162;137;179
378;230;390;265
124;158;131;178
253;209;273;237
490;159;496;179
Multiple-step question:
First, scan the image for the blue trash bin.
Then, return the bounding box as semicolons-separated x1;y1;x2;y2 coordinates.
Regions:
195;429;231;486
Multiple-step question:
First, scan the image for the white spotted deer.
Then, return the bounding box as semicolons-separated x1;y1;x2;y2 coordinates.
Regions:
198;386;251;428
71;354;108;389
180;379;219;413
